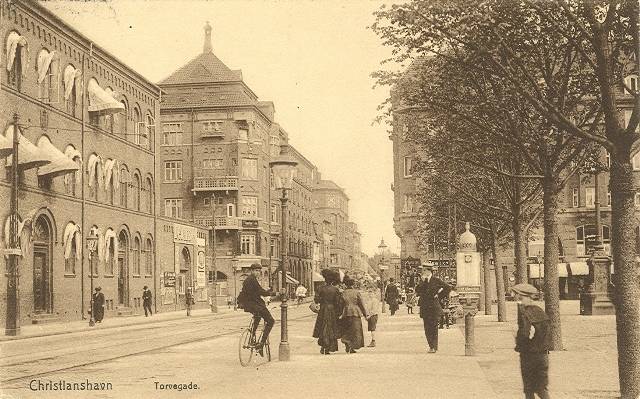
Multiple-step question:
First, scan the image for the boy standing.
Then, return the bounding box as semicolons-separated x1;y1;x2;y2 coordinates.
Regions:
512;283;552;399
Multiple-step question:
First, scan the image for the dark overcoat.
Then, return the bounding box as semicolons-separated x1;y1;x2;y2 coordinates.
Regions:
312;284;342;352
239;274;270;314
415;277;449;320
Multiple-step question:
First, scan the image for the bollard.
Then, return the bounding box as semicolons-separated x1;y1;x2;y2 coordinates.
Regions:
464;308;476;356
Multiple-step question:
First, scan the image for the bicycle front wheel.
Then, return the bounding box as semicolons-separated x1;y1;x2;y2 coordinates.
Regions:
239;328;254;367
264;339;271;362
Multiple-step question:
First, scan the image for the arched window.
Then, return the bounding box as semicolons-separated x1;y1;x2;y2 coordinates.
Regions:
120;165;129;208
63;64;79;116
119;98;128;135
7;31;26;91
133;236;141;275
133;173;141;211
145;238;153;275
133;106;141;145
37;48;57;103
145;113;154;149
145;176;153;213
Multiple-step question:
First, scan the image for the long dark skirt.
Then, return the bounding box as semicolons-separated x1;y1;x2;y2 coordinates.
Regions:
313;304;340;352
340;316;364;350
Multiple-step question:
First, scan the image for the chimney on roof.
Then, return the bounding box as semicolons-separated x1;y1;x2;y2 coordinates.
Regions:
203;21;213;53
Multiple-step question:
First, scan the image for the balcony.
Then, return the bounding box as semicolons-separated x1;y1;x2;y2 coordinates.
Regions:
193;176;238;191
194;216;240;229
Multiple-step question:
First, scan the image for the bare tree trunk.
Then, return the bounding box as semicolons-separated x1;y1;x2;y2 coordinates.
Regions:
610;153;640;398
542;165;563;351
491;227;507;322
512;213;527;284
483;249;493;315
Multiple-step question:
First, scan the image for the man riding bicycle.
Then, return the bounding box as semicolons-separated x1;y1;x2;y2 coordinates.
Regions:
237;263;274;356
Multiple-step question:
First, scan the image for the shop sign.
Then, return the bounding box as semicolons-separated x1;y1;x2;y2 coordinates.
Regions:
173;223;197;244
241;219;259;228
164;272;176;287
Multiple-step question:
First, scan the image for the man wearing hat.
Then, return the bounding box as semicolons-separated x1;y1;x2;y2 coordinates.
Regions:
512;283;551;399
237;263;274;356
142;285;153;317
415;265;449;353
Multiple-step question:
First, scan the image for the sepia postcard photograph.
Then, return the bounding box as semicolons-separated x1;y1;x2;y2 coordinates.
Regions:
0;0;638;398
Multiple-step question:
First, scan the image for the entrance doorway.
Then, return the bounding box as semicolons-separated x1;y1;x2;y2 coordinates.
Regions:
118;231;129;306
32;216;52;313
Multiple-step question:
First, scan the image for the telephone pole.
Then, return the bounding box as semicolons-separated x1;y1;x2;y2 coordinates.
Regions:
5;113;21;336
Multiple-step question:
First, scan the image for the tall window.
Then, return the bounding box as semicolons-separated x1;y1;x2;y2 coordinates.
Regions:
572;188;579;208
37;49;57;103
65;238;76;275
133;174;141;211
162;123;183;145
133;107;142;145
403;156;413;177
271;204;279;223
607;190;612;206
585;187;595;208
403;194;414;213
145;239;153;275
241;196;258;217
164;161;183;182
227;203;236;217
203;121;223;134
7;32;24;91
133;237;141;275
145;114;154;149
241;234;256;255
241;158;258;179
165;199;183;218
119;100;128;135
120;167;130;208
625;74;639;95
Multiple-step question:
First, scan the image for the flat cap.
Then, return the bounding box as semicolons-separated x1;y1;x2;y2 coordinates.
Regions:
511;283;538;297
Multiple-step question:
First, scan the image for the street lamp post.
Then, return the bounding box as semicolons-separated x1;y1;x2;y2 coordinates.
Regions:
232;256;239;311
87;230;99;327
270;146;298;362
209;193;218;313
5;113;21;336
536;252;543;299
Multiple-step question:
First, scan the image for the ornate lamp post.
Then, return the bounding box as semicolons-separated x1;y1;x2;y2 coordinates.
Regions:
86;230;99;327
4;114;21;336
270;146;298;362
456;222;481;356
232;255;239;311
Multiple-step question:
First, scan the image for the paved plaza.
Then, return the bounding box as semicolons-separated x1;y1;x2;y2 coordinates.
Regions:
0;300;619;399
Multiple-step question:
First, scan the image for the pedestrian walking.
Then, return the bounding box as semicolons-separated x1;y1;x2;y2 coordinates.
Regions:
295;283;308;306
361;280;381;347
512;283;552;399
406;287;416;314
339;276;368;353
92;287;105;323
142;285;153;317
312;269;342;355
415;266;450;353
439;291;450;329
385;278;400;315
185;287;195;316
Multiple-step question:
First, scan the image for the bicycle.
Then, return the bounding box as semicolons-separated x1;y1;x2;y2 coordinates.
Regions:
239;316;271;366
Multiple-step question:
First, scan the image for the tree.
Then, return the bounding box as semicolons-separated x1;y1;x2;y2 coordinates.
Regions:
373;1;639;395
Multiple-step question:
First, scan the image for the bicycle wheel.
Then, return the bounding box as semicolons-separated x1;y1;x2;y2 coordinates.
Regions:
239;328;254;367
264;338;271;362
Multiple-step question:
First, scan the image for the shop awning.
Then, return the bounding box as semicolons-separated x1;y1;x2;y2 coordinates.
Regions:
0;133;13;158
4;126;51;170
36;136;79;178
286;274;299;285
527;263;569;278
569;261;589;276
312;271;324;282
87;79;124;115
6;31;27;73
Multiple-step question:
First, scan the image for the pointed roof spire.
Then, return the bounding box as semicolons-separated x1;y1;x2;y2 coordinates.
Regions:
203;21;212;53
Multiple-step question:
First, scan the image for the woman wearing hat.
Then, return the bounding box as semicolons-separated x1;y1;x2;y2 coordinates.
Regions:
92;287;105;323
312;269;342;354
512;283;552;399
339;276;368;353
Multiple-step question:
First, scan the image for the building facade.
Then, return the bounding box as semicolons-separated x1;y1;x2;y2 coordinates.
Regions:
312;180;351;272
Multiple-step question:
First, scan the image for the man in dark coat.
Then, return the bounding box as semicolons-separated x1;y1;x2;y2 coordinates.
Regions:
142;286;153;316
237;263;274;356
513;283;551;399
385;278;400;315
92;287;105;323
415;266;449;353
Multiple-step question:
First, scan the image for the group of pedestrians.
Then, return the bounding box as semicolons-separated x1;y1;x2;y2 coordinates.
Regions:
312;269;380;354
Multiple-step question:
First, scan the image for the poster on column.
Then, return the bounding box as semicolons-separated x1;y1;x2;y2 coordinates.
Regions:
197;250;206;288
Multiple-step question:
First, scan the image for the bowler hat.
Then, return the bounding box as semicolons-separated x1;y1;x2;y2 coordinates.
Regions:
511;283;538;297
249;263;262;270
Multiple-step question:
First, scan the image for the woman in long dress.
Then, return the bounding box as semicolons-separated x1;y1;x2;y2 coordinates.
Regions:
312;269;342;354
340;276;368;353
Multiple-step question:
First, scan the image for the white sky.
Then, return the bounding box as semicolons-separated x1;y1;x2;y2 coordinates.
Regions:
45;0;399;256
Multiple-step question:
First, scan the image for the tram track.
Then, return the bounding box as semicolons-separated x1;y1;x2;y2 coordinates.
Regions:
1;311;313;385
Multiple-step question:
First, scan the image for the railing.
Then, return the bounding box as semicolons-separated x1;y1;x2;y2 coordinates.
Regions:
194;216;240;229
193;176;239;191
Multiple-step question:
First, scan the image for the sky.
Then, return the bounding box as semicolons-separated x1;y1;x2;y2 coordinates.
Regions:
44;0;399;256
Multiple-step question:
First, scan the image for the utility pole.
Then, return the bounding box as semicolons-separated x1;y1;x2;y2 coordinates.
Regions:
5;113;21;336
210;193;218;313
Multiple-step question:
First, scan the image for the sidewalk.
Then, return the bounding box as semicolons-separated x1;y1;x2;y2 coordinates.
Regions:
473;300;619;398
0;304;243;342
